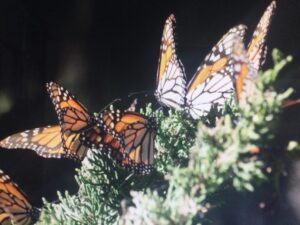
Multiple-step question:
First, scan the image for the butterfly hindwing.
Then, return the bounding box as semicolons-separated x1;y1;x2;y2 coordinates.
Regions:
247;1;276;73
0;208;11;225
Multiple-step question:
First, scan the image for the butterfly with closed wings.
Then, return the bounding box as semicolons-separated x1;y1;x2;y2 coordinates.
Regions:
155;14;247;119
234;1;276;103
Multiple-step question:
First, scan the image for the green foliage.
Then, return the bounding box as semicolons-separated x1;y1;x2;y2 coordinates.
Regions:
38;49;297;225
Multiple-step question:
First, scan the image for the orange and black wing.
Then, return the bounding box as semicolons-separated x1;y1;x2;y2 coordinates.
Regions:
247;1;276;72
155;14;186;110
46;81;90;132
0;125;65;159
120;115;156;174
156;14;176;86
231;39;257;104
98;110;156;174
0;170;39;225
46;82;93;160
0;208;11;225
185;25;247;119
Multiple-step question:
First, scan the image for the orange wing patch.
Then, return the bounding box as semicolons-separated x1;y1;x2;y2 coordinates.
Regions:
0;210;11;225
156;14;176;84
231;39;258;105
0;125;65;159
185;25;247;119
97;110;156;174
187;57;228;93
235;63;249;102
46;82;95;161
247;1;276;71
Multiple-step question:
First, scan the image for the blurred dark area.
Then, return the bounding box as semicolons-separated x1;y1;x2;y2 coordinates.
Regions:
0;0;300;224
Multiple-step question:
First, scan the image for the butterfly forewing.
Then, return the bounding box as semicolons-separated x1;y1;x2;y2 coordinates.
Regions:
46;82;100;160
231;1;276;105
247;1;276;72
185;25;247;118
155;14;186;110
156;14;176;84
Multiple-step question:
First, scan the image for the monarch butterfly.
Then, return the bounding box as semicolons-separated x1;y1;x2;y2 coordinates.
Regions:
0;83;98;161
235;1;276;102
97;109;157;174
246;1;276;74
46;81;102;160
185;25;246;119
1;82;154;174
0;169;40;225
0;82;110;161
155;14;186;111
155;14;247;119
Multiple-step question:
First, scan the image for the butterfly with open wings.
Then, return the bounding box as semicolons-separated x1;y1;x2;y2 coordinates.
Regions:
0;82;156;174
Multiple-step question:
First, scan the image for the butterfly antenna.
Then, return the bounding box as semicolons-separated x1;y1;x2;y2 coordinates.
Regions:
152;102;162;111
98;98;122;113
128;90;153;98
125;98;138;112
283;98;300;108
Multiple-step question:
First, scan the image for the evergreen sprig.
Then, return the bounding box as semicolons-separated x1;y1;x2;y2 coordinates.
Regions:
38;49;297;225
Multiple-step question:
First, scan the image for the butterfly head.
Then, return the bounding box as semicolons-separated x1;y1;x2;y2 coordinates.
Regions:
147;115;158;133
28;207;40;224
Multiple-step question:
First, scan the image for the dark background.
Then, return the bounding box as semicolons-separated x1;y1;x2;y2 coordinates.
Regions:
0;0;300;224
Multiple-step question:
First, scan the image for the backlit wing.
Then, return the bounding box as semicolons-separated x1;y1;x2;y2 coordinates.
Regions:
232;39;258;105
155;14;186;110
185;25;247;119
97;110;156;174
247;1;276;72
46;82;94;160
0;125;64;158
120;116;156;174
